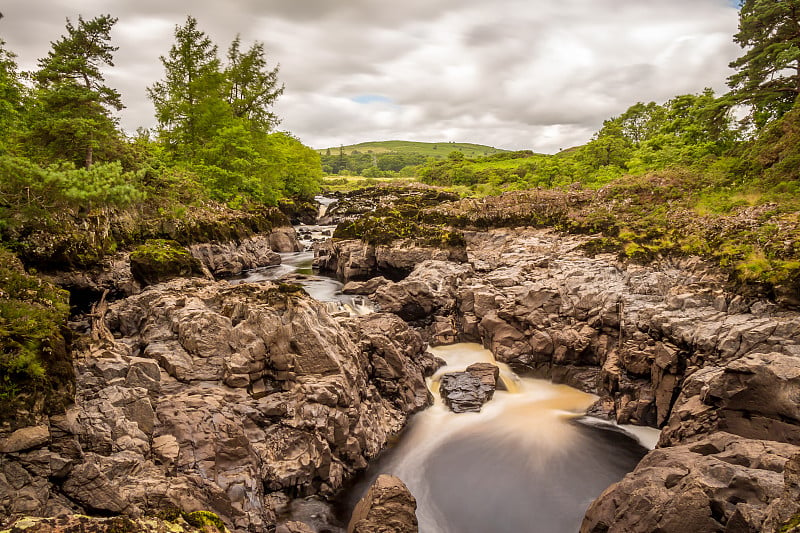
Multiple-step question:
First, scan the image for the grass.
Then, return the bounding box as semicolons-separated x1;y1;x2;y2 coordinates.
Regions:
317;140;509;158
321;176;417;193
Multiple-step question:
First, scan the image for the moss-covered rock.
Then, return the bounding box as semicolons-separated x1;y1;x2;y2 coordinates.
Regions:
1;513;228;532
129;240;205;286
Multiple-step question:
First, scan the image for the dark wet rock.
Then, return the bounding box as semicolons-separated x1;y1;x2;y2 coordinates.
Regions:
581;433;800;533
348;474;418;533
439;363;499;414
465;363;500;397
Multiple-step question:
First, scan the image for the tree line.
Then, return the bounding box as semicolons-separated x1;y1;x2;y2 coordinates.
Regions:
0;14;322;222
417;0;800;193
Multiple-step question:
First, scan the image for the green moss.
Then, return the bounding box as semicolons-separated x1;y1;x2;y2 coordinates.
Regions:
779;512;800;533
129;239;204;286
183;511;226;532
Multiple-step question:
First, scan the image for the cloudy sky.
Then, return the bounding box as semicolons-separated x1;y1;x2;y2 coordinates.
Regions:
2;0;741;153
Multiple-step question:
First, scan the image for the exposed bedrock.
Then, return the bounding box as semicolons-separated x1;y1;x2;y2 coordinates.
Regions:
347;474;418;533
337;229;800;429
314;239;467;282
581;433;800;533
0;279;434;531
319;227;800;531
44;227;302;304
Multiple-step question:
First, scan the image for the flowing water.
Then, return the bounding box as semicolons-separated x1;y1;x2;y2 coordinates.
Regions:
229;221;374;316
337;343;657;533
242;198;658;531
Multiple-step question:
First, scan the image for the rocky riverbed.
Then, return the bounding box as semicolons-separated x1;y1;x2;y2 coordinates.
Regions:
4;188;800;532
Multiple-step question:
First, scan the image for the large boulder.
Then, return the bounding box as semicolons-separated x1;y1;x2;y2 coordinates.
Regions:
582;433;800;533
348;474;418;533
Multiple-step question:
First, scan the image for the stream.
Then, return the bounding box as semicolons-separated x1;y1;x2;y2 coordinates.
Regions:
241;197;659;532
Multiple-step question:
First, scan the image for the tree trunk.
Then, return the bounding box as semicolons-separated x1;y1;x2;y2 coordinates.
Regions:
85;144;93;168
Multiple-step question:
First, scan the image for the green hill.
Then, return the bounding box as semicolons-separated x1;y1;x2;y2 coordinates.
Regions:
318;140;509;158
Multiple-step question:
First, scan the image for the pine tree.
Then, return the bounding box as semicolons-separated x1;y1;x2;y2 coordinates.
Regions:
29;15;123;167
0;38;24;153
728;0;800;127
225;36;283;133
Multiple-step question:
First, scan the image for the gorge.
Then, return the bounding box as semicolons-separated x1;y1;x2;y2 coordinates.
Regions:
2;188;800;533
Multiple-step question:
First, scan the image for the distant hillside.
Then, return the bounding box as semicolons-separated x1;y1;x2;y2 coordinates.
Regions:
318;140;509;158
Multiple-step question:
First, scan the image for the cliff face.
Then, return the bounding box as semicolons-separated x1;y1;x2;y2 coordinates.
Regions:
0;279;436;531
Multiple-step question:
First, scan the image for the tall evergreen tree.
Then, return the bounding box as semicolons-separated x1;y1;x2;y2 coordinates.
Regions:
729;0;800;127
28;15;123;167
147;16;227;158
225;36;284;132
0;38;24;153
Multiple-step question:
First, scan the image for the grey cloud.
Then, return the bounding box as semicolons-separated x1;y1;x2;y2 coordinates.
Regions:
3;0;742;152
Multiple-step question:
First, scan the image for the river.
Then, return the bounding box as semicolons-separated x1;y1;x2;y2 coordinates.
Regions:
241;198;658;532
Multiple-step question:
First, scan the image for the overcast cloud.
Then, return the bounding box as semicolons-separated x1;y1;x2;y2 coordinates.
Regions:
1;0;741;153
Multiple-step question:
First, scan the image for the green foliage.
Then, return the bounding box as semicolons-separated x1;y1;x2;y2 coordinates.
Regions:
225;36;284;131
0;247;69;402
25;14;123;168
129;239;203;285
183;511;227;531
0;39;24;154
729;0;800;127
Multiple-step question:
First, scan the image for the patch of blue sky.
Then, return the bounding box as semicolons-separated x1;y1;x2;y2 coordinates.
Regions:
351;94;393;105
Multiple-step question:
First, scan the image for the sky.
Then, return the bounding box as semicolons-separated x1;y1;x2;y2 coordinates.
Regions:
1;1;742;153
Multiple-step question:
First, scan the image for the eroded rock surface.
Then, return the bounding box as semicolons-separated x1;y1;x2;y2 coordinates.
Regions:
438;363;499;413
347;474;418;533
582;433;800;533
0;279;433;531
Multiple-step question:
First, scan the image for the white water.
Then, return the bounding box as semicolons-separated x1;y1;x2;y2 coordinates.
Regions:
340;343;656;533
230;221;375;316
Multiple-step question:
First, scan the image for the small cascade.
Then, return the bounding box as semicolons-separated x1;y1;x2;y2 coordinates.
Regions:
230;196;374;317
315;195;337;220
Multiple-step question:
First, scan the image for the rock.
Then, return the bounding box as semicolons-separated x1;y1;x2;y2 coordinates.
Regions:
315;239;466;282
373;261;472;321
0;278;434;530
130;240;205;286
582;433;800;533
0;426;49;453
660;352;800;447
277;521;316;533
343;276;390;295
2;515;226;532
190;235;281;278
465;363;500;397
348;474;418;533
438;363;499;414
